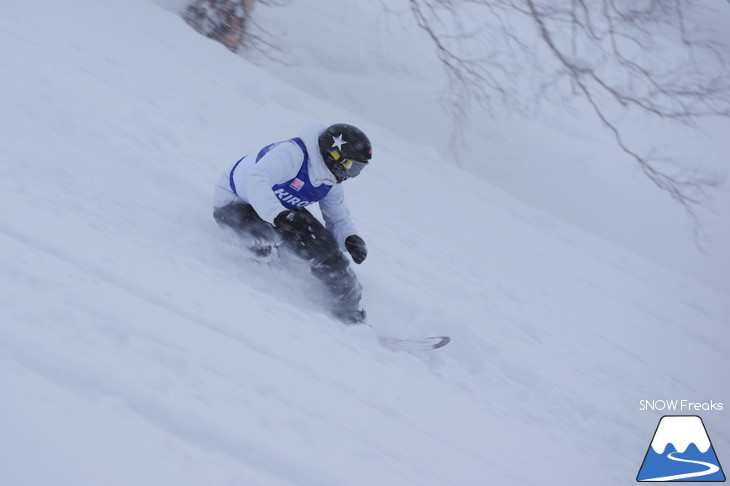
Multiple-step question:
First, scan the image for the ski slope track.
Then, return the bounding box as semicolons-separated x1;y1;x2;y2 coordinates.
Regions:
1;1;728;485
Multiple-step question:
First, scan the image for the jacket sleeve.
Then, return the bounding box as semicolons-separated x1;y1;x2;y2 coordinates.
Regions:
240;142;301;224
319;184;359;250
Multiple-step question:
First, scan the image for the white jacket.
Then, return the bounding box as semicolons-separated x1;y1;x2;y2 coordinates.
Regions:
213;124;359;250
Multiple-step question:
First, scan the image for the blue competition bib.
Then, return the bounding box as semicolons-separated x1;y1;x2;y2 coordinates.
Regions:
229;138;333;209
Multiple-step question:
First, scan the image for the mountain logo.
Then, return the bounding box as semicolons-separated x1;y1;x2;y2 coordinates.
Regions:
637;415;725;482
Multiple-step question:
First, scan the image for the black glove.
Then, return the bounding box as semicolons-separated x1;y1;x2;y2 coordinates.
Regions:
273;210;295;228
274;210;309;241
345;235;367;264
274;209;312;247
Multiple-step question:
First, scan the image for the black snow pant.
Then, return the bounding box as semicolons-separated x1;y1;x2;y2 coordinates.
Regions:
213;203;364;322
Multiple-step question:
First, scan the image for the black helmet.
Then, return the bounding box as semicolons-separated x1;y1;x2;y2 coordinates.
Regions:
318;124;372;183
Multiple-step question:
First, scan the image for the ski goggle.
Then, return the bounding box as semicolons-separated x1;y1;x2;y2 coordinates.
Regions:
330;150;369;178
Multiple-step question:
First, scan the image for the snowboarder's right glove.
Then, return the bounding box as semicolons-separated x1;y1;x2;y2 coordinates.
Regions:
345;235;367;264
274;210;312;248
274;209;313;248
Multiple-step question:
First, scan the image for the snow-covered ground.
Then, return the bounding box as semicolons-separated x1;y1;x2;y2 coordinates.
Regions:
1;1;728;485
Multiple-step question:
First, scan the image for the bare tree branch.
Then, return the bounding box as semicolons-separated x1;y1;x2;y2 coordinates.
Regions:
405;0;730;226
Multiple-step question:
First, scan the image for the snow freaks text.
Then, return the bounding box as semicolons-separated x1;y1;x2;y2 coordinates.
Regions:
639;400;724;412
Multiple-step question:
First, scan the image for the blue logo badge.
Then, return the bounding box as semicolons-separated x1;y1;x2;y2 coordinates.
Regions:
637;415;725;482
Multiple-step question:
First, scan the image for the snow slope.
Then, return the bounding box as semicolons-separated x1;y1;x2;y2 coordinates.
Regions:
1;1;728;485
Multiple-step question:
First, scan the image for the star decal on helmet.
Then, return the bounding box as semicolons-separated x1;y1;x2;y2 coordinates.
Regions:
331;134;347;150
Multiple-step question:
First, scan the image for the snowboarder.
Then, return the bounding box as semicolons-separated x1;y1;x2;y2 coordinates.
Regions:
212;123;372;324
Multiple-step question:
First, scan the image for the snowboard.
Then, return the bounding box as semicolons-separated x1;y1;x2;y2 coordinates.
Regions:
377;335;451;351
